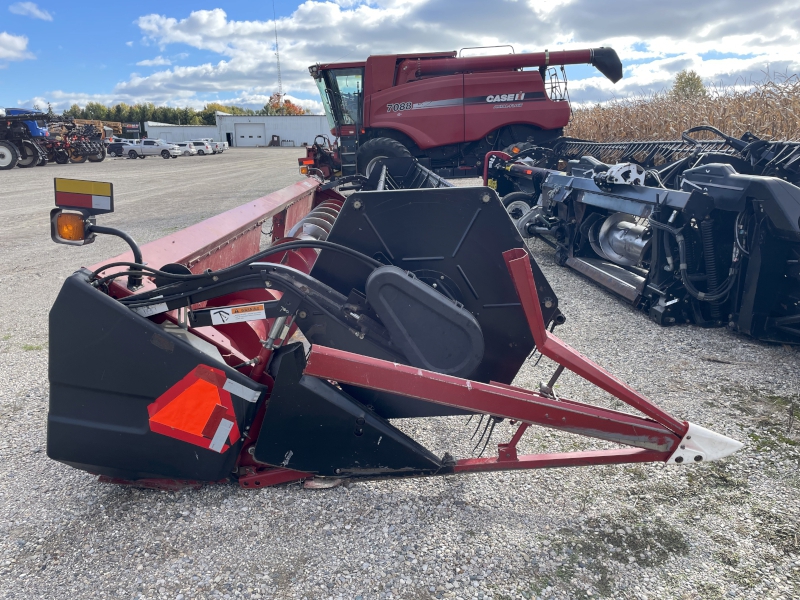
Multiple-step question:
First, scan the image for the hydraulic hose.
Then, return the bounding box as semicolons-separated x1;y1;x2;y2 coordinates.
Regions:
648;219;739;303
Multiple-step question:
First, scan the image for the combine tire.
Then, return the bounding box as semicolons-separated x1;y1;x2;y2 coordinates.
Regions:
161;150;171;159
54;151;70;165
17;140;39;168
0;141;19;170
37;155;48;166
128;150;138;159
87;148;106;163
356;137;411;176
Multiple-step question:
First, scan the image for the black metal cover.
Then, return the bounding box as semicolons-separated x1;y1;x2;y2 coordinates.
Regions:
365;265;484;377
310;186;561;386
254;345;442;477
48;271;263;481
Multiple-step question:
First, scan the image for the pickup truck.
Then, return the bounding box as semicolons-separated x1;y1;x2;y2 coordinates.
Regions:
126;139;181;159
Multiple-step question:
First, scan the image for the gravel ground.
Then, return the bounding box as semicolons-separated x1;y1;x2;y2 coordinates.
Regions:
0;156;798;600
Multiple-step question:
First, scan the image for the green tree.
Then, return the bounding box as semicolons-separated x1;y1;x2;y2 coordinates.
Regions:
63;104;83;118
670;70;706;99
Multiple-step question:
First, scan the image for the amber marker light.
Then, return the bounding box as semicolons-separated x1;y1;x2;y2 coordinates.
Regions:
57;212;86;241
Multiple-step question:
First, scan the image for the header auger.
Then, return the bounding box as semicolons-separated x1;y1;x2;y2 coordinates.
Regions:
47;172;741;489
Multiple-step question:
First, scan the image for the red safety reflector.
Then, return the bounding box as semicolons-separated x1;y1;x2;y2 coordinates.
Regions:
55;191;92;209
147;365;241;453
301;158;314;165
525;169;532;175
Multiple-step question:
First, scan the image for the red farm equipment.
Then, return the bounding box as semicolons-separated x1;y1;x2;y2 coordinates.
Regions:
299;47;622;181
46;170;741;489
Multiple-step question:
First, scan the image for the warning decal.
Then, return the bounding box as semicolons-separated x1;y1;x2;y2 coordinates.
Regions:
210;303;267;325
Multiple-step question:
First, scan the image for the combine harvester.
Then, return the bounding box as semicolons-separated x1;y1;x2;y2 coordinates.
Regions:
47;174;742;488
300;46;623;179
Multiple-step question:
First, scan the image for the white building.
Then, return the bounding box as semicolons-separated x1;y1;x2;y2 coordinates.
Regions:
144;113;331;148
143;122;216;143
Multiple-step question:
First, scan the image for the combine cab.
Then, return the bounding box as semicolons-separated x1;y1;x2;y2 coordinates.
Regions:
47;173;741;488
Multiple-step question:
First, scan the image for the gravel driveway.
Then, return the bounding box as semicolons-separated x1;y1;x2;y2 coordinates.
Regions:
0;151;797;600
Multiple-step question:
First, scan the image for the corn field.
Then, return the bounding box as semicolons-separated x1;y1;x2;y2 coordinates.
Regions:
565;73;800;142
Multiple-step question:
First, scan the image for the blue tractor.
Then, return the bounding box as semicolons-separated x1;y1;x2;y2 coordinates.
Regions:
0;107;49;169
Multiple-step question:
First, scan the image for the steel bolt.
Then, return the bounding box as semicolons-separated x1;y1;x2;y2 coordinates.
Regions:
335;468;342;474
298;311;307;319
248;447;255;455
481;194;491;203
353;200;363;209
265;281;272;288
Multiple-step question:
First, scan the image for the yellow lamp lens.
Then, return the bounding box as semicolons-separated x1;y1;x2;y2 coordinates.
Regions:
57;213;86;241
299;166;309;175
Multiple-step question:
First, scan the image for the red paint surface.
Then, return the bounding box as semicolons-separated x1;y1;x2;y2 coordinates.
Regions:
503;248;688;437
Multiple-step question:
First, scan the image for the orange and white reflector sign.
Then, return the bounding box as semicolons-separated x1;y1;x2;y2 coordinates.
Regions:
54;178;114;214
147;364;259;453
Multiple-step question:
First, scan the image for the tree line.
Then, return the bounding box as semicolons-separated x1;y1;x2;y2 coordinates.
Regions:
57;95;307;125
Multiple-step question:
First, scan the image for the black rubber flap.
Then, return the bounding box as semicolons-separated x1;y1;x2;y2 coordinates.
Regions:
365;266;483;377
255;345;442;477
48;271;263;481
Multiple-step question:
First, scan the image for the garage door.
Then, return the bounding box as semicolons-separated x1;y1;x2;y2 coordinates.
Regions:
234;123;267;147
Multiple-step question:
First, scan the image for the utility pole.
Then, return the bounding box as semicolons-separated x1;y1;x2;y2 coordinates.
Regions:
273;0;283;102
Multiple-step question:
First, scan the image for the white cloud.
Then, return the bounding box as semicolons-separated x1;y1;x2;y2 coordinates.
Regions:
8;2;53;21
22;1;800;112
0;31;35;63
136;56;171;66
126;41;134;47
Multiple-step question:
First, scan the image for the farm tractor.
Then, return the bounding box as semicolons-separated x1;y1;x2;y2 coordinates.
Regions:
298;47;622;180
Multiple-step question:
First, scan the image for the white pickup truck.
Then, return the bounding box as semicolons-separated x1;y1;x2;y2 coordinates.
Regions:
126;139;181;159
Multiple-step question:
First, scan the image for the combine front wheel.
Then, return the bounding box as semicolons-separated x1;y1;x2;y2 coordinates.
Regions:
357;137;411;176
0;141;19;170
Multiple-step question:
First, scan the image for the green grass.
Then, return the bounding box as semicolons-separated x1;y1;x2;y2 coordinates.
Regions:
22;344;44;351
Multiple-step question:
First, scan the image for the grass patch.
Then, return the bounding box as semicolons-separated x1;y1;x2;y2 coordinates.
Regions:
22;344;44;351
1;335;10;341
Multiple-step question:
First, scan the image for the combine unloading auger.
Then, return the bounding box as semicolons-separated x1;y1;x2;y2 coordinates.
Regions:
47;174;741;489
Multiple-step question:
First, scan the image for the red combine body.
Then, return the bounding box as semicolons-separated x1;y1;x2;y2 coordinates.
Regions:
300;47;622;179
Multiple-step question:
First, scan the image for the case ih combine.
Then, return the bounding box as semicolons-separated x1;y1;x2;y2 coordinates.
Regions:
300;47;622;179
46;172;741;489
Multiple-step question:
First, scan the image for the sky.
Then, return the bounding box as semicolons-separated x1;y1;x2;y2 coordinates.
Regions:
1;0;799;115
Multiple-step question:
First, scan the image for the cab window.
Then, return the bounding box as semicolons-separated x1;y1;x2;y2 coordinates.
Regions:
322;67;364;127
